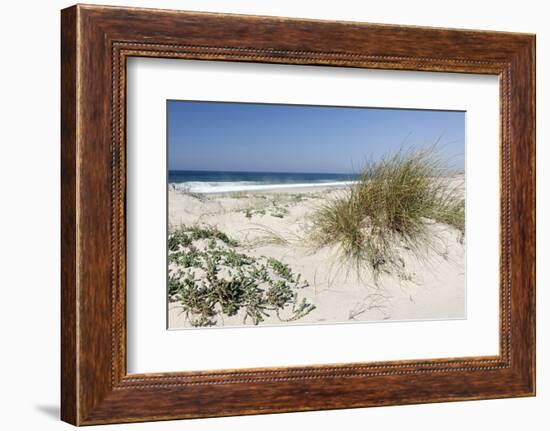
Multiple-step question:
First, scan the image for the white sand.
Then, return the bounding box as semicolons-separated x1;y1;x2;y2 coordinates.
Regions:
168;180;465;329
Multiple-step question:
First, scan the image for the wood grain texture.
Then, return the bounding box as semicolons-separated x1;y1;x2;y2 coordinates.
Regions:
60;5;78;425
60;4;536;425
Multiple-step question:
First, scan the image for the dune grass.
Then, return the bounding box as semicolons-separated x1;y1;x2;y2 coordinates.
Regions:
308;147;464;278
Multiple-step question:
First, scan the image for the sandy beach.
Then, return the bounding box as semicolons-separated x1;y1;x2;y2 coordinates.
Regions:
168;178;465;329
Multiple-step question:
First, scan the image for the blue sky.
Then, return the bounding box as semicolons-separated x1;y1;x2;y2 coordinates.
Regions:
167;100;465;174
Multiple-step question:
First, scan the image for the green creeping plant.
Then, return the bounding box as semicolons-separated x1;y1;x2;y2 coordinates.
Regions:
168;225;315;327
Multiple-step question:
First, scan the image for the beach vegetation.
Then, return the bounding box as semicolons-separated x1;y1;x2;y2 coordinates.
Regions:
308;147;465;279
238;198;290;219
169;224;315;327
228;192;250;199
246;225;295;247
168;224;238;251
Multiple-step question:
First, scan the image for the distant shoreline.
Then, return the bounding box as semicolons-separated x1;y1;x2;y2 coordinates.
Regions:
169;181;355;194
168;172;464;195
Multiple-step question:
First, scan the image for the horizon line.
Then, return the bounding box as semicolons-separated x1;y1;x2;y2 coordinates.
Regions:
168;168;362;175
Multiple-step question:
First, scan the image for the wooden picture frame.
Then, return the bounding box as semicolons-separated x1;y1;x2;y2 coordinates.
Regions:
61;4;535;425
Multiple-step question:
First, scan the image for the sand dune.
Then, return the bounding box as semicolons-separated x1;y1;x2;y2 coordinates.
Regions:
168;179;465;329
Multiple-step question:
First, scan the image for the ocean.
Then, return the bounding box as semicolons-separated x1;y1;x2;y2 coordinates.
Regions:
168;170;359;194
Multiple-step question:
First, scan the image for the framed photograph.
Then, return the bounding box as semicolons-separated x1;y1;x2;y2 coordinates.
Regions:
61;4;536;425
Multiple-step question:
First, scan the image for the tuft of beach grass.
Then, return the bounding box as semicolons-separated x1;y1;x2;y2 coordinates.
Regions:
308;147;465;279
